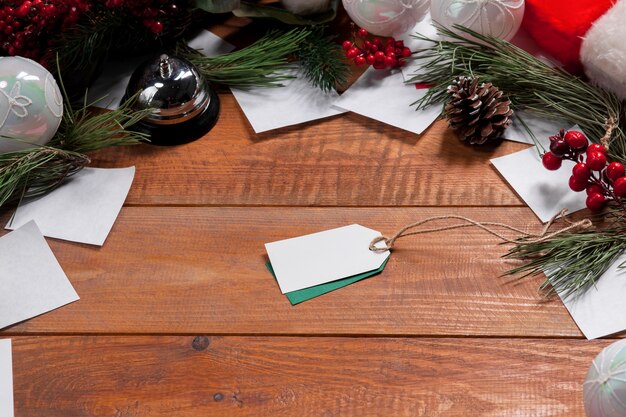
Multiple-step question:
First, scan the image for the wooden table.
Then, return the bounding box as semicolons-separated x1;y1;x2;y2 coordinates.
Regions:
0;21;615;417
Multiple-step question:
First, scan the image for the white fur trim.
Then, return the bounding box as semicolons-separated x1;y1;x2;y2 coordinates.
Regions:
281;0;331;15
581;0;626;99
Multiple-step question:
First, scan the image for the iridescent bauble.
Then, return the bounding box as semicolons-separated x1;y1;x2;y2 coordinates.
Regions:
584;339;626;417
342;0;431;37
430;0;525;41
0;56;63;154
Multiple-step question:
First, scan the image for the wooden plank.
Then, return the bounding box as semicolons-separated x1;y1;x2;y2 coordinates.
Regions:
10;335;602;417
0;206;583;337
88;102;529;207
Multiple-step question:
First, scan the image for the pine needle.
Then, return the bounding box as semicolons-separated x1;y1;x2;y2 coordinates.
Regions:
180;26;348;91
505;228;626;300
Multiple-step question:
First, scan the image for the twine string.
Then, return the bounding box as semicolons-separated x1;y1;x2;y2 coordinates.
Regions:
369;209;592;253
600;116;617;150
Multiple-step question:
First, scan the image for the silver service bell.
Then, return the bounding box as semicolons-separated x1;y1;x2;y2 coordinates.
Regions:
122;53;219;145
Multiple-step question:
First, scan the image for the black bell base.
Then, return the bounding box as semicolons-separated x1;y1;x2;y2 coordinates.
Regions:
126;87;220;146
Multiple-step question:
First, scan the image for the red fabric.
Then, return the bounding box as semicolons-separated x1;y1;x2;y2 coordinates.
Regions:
522;0;614;74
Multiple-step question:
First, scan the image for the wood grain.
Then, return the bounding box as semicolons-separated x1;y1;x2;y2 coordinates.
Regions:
0;206;582;337
10;335;604;417
88;102;529;207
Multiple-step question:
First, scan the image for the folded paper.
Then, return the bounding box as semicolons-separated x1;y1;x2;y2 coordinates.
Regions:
0;339;13;417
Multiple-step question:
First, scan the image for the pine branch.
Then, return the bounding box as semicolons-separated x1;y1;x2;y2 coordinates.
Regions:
294;26;349;93
409;24;626;163
180;28;307;87
505;226;626;300
0;147;89;206
181;26;348;91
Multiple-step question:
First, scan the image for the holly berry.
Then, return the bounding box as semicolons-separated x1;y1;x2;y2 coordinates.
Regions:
342;40;352;50
357;28;368;38
607;162;625;181
542;152;562;171
587;151;607;171
586;193;606;211
549;140;569;157
613;177;626;197
587;143;607;155
572;162;591;181
569;175;588;192
586;184;604;196
564;130;588;150
354;55;366;66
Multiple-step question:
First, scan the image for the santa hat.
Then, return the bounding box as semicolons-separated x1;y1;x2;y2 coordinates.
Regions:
522;0;626;99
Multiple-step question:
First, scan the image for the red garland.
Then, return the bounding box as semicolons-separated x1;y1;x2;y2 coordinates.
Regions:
522;0;614;75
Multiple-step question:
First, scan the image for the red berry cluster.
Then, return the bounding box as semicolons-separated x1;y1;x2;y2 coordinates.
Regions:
341;27;412;69
542;129;626;212
0;0;90;60
0;0;184;64
104;0;184;35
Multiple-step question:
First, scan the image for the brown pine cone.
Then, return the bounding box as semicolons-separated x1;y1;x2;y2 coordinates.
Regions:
445;76;513;145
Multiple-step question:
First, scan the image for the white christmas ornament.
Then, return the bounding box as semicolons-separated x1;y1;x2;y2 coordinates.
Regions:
583;339;626;417
430;0;525;41
342;0;431;37
0;56;63;154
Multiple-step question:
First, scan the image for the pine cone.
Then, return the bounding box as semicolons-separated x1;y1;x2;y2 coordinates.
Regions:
444;76;513;145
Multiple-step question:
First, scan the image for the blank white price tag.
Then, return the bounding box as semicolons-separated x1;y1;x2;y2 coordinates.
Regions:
265;224;390;294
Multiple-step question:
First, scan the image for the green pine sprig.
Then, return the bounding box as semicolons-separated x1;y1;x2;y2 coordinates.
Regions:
180;26;348;91
293;26;349;93
409;24;626;163
504;221;626;300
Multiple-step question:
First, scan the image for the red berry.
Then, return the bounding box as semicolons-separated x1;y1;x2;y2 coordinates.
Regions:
372;61;386;70
346;47;360;59
365;54;375;65
150;21;163;34
402;47;411;58
587;143;606;155
613;177;626;197
564;130;588;150
549;139;569;157
363;40;372;51
586;184;604;196
572;163;590;181
586;193;606;211
587;151;607;171
569;175;588;192
374;51;385;62
354;55;366;66
385;45;395;55
542;152;562;171
607;162;625;181
357;28;368;38
384;55;396;67
342;40;352;50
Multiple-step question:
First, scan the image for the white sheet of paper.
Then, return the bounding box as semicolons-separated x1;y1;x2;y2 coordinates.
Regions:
265;224;390;294
333;68;441;135
230;68;346;133
0;339;13;417
6;167;135;246
504;111;569;146
87;30;235;110
0;222;79;330
491;125;587;222
555;253;626;339
399;17;440;82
